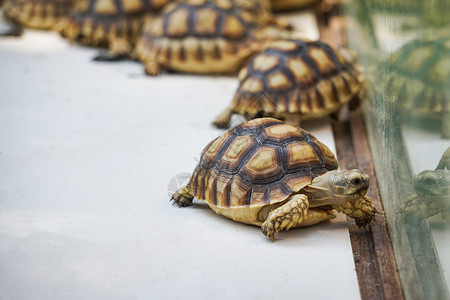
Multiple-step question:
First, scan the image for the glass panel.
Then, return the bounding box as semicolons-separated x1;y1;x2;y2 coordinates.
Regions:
342;0;450;298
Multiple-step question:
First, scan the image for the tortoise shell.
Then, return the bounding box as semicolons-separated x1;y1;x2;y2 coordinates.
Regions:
59;0;171;50
230;39;363;120
3;0;73;30
383;37;450;119
135;0;289;75
270;0;319;12
188;117;338;224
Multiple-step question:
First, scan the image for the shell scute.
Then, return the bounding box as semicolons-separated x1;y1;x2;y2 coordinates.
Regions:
287;57;314;86
121;0;144;13
166;8;190;37
267;71;294;91
252;54;280;72
94;0;118;15
243;146;282;180
196;8;219;35
218;135;256;174
307;47;339;77
222;14;246;40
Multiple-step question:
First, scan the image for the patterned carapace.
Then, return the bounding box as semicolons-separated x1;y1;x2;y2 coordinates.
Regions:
188;118;338;208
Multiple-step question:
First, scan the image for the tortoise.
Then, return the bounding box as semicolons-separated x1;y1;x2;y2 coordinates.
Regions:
134;0;293;76
382;37;450;139
400;147;450;224
59;0;172;60
171;118;377;241
270;0;319;12
213;38;364;128
1;0;73;36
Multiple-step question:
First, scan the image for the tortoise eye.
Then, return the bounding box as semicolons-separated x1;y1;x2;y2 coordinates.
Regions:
351;177;361;185
424;177;436;185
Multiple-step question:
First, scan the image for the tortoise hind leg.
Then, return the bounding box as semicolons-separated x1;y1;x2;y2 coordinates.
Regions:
212;106;233;128
140;51;161;76
261;194;309;241
93;37;132;61
0;15;23;36
171;186;194;207
134;41;161;76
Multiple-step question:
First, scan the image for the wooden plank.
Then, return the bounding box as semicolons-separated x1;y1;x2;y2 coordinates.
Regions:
349;112;404;300
332;117;381;299
332;111;404;300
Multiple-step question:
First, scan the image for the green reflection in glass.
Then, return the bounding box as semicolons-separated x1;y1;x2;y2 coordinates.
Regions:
342;0;450;298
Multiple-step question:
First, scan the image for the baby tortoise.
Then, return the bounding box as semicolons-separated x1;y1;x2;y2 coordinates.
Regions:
135;0;293;76
59;0;172;59
171;118;377;241
400;147;450;224
213;38;364;128
1;0;73;36
382;37;450;139
270;0;319;12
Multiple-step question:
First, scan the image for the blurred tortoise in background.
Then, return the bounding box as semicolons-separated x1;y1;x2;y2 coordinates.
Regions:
59;0;172;60
1;0;73;36
270;0;319;12
171;118;377;241
382;37;450;139
400;147;450;224
213;38;364;128
135;0;293;76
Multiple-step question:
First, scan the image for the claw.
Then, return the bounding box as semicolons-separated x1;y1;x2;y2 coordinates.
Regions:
170;187;194;207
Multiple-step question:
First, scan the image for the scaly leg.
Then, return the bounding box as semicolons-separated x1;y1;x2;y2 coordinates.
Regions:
261;194;309;241
143;53;160;76
291;208;336;227
171;186;194;207
93;37;131;61
212;106;233;128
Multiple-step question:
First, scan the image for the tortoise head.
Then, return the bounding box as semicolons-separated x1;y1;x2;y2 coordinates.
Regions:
306;169;377;226
330;170;377;226
413;169;450;197
329;169;369;199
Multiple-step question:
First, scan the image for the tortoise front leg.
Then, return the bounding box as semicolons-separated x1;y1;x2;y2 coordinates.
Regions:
171;186;194;207
261;194;309;241
291;208;336;227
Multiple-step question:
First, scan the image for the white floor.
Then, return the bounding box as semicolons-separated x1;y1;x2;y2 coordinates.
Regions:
0;29;360;299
